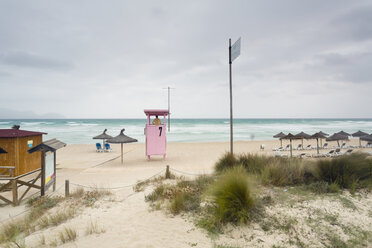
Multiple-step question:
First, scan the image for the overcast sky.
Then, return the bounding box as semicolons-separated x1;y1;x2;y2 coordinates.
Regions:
1;0;372;118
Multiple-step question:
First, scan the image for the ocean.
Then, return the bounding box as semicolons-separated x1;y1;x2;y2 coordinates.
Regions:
0;119;371;144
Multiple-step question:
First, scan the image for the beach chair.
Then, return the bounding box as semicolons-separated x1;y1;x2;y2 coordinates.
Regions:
322;143;328;149
272;146;283;151
340;142;347;149
297;153;307;158
325;149;336;157
344;149;353;155
96;143;104;152
295;144;303;150
104;143;112;152
260;144;265;151
304;144;312;150
366;142;372;148
334;148;341;156
284;144;290;151
274;151;288;157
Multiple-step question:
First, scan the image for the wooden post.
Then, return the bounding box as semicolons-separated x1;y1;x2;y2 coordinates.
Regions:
41;151;45;196
165;165;170;179
53;151;56;191
65;180;69;197
12;179;18;206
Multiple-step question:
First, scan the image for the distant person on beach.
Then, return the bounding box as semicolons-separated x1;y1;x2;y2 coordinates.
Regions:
152;115;162;125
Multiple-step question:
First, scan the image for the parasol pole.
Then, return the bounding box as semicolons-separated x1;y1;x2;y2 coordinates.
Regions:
317;138;319;154
121;143;123;164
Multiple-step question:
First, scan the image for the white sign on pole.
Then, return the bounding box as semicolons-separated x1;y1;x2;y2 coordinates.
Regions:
231;37;241;62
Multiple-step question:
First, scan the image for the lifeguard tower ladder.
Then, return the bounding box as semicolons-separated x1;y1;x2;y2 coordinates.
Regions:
144;109;169;160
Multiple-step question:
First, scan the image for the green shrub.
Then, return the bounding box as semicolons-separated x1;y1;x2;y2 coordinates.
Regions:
209;166;254;224
215;153;238;172
315;153;372;189
308;181;330;194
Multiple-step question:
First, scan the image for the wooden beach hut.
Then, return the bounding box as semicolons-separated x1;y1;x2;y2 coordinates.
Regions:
0;128;46;176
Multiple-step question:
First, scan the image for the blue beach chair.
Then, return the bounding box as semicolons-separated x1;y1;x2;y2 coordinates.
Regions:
105;143;112;152
96;143;104;152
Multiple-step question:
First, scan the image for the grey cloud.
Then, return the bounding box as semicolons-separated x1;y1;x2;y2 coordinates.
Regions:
0;0;371;118
330;4;372;41
0;51;74;70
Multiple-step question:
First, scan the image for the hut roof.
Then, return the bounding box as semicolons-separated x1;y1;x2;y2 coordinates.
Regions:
144;109;169;116
28;138;66;153
106;129;138;144
0;147;7;154
0;129;47;138
326;133;349;141
295;132;312;139
93;129;113;140
311;132;327;139
273;132;286;138
352;130;369;137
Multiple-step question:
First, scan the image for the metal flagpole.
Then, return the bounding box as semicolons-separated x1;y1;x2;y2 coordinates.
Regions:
229;39;233;154
163;86;174;132
168;86;171;132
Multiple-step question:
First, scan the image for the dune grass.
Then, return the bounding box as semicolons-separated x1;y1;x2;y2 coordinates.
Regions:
314;152;372;189
215;152;372;191
0;187;112;247
208;166;255;225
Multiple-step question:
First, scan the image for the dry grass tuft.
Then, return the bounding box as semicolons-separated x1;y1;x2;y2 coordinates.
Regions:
85;220;106;235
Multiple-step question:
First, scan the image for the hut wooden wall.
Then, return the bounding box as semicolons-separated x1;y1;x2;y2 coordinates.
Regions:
0;138;17;176
0;135;42;176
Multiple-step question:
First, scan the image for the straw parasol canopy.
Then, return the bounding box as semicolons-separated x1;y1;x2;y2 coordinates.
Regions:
311;132;327;154
0;147;7;154
106;129;138;164
281;133;302;157
352;130;368;137
93;129;113;146
273;132;286;146
319;131;329;136
326;133;349;147
360;134;372;142
317;131;329;146
295;131;312;146
336;130;351;137
352;130;369;147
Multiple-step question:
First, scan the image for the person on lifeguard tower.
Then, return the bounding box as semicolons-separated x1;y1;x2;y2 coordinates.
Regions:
152;115;162;125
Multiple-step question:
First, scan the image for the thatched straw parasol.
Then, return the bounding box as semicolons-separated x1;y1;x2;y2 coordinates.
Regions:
0;147;7;154
93;129;113;147
281;133;302;157
336;131;351;137
106;129;138;164
273;132;286;146
295;131;312;146
360;134;372;143
318;131;329;146
319;131;329;136
352;130;369;147
326;133;349;147
311;132;327;154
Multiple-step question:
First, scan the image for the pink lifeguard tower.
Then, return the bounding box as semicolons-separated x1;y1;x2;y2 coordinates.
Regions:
144;109;169;160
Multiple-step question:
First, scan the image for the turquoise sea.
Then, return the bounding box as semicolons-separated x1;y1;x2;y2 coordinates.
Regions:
0;119;371;144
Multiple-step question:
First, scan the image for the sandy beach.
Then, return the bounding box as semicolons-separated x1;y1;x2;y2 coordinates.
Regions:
1;139;372;247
